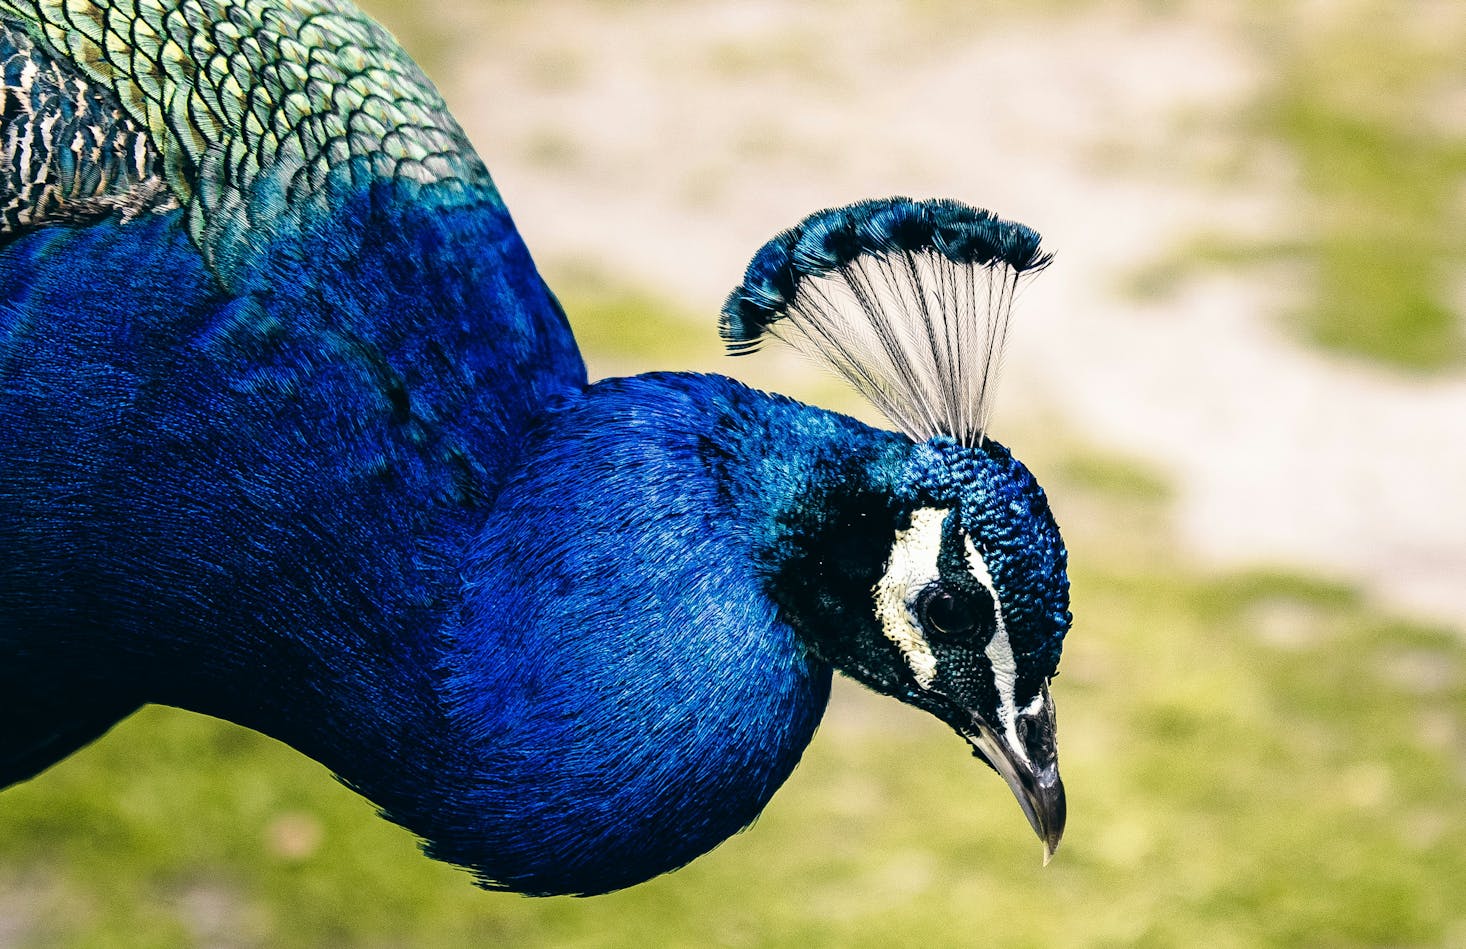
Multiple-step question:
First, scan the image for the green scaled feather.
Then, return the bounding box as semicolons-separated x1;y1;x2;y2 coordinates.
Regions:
0;0;496;269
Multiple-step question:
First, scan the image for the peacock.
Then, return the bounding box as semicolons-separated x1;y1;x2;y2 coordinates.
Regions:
0;0;1071;897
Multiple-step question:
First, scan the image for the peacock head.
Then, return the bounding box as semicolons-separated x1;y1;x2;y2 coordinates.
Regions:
723;197;1070;861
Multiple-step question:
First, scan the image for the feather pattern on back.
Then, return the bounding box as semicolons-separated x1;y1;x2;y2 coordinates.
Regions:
0;0;494;274
0;19;176;233
720;197;1051;447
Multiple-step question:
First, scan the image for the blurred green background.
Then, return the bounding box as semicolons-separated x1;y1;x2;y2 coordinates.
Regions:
3;1;1464;946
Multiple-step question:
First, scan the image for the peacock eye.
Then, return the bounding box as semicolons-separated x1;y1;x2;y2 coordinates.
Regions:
916;583;986;638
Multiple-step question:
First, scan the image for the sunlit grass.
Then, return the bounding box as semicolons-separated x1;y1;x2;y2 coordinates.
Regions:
1135;1;1466;370
1257;0;1466;371
546;261;718;379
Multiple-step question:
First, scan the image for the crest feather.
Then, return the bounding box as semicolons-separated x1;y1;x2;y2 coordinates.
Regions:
720;197;1050;446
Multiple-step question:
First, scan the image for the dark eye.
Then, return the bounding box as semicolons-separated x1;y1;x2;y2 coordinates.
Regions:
917;583;986;638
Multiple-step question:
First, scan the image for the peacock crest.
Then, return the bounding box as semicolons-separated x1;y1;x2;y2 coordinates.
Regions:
720;198;1051;447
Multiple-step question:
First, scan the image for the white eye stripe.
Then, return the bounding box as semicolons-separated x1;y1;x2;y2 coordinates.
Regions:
961;535;997;591
962;532;1025;765
874;507;946;688
873;507;1025;758
984;612;1024;763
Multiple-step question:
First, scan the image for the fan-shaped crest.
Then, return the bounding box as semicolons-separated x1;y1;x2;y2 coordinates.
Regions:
720;198;1051;446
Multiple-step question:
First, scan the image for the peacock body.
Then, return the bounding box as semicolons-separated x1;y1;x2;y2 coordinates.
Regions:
0;0;1070;897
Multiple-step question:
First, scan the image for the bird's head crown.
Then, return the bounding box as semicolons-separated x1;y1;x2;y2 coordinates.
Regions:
724;198;1068;859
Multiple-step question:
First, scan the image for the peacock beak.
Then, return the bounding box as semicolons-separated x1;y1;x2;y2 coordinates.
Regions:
964;682;1065;864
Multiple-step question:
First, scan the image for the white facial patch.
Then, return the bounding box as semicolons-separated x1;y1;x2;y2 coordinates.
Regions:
874;507;947;688
874;507;1023;761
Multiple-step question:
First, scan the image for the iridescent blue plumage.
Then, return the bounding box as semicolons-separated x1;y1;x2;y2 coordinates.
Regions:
0;0;1072;897
908;437;1070;682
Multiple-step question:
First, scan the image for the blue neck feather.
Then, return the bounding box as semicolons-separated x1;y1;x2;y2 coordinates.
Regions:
431;373;909;894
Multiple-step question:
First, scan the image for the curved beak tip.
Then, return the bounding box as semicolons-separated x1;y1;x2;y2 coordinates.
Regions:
964;685;1065;866
1039;792;1064;865
1023;770;1066;866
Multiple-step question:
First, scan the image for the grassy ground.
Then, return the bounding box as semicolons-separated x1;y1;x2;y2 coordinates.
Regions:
3;279;1463;947
1129;0;1466;370
1258;1;1466;370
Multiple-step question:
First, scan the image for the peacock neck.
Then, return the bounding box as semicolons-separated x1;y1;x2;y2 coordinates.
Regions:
415;372;909;894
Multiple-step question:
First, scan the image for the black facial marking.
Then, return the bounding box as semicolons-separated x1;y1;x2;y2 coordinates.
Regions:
916;583;983;638
919;511;997;646
762;473;906;661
